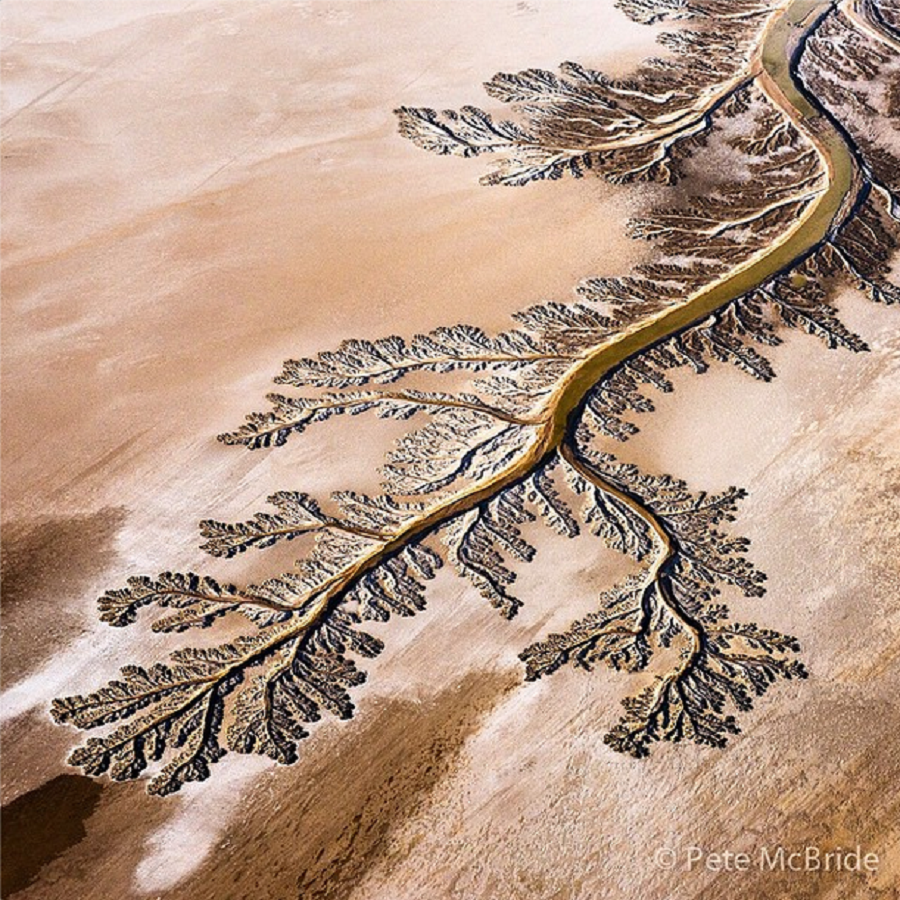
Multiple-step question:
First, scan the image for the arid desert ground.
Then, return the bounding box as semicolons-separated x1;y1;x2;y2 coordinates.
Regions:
2;2;899;899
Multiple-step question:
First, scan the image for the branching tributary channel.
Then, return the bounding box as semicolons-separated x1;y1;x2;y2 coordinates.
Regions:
266;0;861;643
57;1;865;738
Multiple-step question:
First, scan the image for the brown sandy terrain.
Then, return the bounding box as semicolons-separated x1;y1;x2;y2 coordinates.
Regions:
2;2;899;900
1;0;652;748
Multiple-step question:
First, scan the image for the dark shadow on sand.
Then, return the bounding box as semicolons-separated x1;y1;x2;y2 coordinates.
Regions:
1;775;104;898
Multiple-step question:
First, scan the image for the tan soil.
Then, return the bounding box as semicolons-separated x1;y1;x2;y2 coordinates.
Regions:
2;2;898;900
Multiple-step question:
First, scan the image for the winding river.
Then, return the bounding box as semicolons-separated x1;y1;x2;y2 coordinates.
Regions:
67;0;866;750
548;0;858;442
263;0;862;644
254;0;863;656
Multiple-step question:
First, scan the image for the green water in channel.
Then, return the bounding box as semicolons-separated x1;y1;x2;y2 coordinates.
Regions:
549;0;856;437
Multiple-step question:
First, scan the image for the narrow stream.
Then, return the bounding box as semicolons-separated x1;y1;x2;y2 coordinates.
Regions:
549;0;856;438
284;0;861;638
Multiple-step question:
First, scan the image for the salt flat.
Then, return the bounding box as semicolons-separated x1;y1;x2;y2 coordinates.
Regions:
2;2;898;899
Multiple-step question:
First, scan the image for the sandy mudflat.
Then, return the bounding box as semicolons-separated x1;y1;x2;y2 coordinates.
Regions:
2;2;899;899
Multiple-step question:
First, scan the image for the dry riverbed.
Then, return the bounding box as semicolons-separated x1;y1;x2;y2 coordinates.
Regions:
2;2;899;899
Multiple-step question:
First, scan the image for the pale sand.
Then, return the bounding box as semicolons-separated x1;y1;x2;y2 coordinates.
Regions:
2;2;899;899
1;0;653;703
